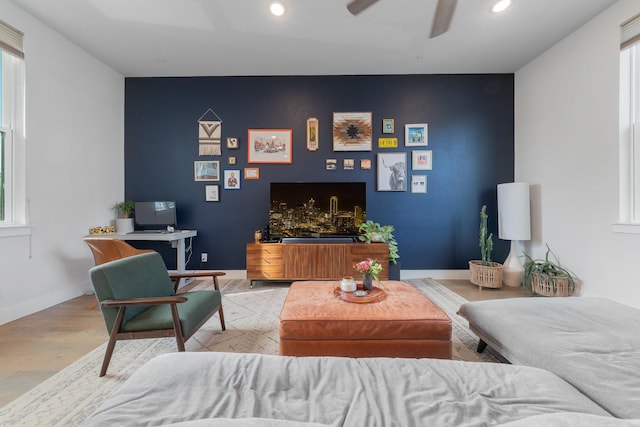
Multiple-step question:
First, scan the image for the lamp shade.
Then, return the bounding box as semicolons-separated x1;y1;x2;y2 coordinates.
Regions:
497;182;531;241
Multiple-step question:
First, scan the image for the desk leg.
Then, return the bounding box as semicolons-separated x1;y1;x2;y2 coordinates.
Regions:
175;238;187;289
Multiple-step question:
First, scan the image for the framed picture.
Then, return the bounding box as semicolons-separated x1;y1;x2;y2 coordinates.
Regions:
227;137;239;149
343;159;354;170
412;149;432;170
224;169;241;190
405;123;428;147
205;185;219;201
332;112;372;151
377;152;407;192
194;160;220;181
306;117;319;151
228;156;236;165
326;159;337;170
247;129;292;164
382;118;394;134
360;159;371;170
411;175;427;193
244;167;260;180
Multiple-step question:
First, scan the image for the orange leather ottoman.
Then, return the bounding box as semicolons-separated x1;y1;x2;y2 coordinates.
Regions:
279;281;452;359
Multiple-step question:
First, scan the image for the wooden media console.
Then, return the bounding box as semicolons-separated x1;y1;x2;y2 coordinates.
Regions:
246;242;389;285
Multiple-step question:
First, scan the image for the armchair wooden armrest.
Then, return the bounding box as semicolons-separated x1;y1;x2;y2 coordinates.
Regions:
169;271;226;291
101;295;188;308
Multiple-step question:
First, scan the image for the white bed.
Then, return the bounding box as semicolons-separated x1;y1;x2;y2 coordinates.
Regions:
458;297;640;419
81;352;617;426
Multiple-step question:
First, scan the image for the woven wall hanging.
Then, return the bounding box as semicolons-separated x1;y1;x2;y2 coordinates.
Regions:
198;108;223;156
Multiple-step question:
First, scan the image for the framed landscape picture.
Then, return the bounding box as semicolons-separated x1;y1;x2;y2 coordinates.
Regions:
194;160;220;181
247;129;292;164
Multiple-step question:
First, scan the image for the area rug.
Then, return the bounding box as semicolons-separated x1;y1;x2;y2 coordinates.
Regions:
0;278;500;426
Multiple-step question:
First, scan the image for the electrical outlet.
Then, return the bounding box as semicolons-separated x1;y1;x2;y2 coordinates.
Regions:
201;253;208;263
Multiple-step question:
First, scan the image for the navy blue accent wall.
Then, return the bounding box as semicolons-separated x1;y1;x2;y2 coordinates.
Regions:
125;74;514;270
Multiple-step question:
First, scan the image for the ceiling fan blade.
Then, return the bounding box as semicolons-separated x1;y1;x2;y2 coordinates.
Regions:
430;0;458;38
347;0;380;15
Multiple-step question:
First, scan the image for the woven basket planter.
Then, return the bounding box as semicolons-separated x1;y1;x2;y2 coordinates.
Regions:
469;261;503;289
531;272;572;297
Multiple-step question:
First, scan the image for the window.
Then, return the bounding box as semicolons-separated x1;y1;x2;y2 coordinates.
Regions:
0;19;25;229
617;14;640;232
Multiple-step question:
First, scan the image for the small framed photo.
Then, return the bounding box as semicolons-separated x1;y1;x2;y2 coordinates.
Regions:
227;137;239;149
343;159;354;170
360;159;371;170
326;159;337;170
244;167;260;180
224;169;241;190
411;175;427;194
382;118;394;134
377;152;407;191
228;156;236;165
205;185;219;201
248;129;292;164
412;150;432;170
194;160;220;181
405;123;428;147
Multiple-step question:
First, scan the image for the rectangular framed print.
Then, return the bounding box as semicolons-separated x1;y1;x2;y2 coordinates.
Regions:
244;167;260;180
404;123;428;147
411;175;427;193
194;160;220;181
306;117;319;151
205;185;219;201
247;129;292;164
377;152;407;191
412;149;432;170
382;118;394;134
224;169;241;189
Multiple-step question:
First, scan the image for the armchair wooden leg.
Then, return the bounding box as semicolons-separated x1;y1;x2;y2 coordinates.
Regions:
100;306;126;377
218;304;226;331
170;304;186;351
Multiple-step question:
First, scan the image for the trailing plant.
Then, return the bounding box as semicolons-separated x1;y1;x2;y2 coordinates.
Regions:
523;244;575;295
113;201;134;218
357;220;399;264
478;205;494;266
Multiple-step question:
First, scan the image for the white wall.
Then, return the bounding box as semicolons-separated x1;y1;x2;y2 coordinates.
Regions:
515;0;640;307
0;1;124;324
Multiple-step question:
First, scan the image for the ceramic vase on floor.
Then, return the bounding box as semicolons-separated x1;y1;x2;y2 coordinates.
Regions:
363;274;373;291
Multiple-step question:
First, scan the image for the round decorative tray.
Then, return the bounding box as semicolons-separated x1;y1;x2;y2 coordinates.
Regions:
334;284;387;304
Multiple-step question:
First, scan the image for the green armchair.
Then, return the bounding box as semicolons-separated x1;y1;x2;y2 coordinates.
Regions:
90;251;225;377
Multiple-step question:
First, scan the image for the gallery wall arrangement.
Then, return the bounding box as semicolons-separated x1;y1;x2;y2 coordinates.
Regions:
124;74;514;271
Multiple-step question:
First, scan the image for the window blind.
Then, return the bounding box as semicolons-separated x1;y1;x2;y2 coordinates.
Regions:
0;19;24;59
622;13;640;50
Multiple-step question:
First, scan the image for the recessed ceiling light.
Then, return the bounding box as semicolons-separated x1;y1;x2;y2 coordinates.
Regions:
269;2;286;17
491;0;513;14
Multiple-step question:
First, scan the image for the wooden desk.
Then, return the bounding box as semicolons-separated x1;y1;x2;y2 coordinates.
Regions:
85;230;197;283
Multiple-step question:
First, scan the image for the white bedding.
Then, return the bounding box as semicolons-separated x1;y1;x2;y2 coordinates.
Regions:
82;352;611;426
458;297;640;419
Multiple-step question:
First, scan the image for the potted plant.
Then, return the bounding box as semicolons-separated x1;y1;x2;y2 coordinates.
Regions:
113;201;135;234
523;245;575;297
469;205;503;289
357;220;399;265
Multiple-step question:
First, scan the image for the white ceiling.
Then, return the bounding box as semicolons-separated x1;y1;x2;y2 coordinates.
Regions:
9;0;618;77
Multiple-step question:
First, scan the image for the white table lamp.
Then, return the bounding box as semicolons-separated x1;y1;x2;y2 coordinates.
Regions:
497;182;531;287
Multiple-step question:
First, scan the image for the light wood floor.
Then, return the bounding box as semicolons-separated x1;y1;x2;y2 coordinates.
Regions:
0;278;527;407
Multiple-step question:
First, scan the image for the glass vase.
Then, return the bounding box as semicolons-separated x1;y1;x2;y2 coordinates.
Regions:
362;274;374;291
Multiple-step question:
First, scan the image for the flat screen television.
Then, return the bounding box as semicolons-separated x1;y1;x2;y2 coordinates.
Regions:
134;201;177;229
269;182;366;238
